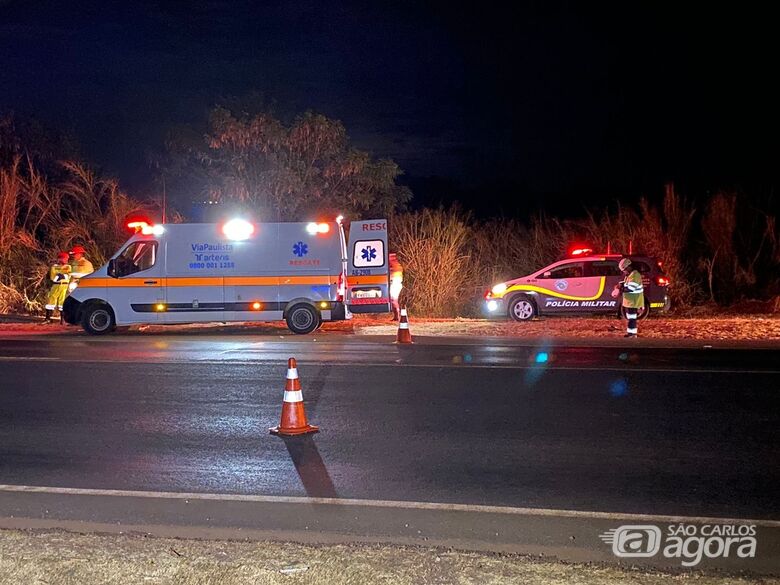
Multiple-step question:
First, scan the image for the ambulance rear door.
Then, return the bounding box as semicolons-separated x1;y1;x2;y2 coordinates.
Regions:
346;219;390;313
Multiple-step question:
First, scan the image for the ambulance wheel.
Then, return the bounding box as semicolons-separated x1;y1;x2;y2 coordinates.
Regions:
315;316;324;330
509;295;536;322
621;305;650;321
82;303;116;335
286;304;319;335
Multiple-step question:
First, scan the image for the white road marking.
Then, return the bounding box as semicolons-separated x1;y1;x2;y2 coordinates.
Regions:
0;484;776;526
0;356;60;361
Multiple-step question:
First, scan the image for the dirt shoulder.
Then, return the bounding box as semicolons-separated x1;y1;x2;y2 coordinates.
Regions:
1;314;779;344
0;529;774;585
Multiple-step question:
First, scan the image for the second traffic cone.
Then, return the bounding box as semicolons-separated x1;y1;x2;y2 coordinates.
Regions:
270;358;318;436
396;307;413;344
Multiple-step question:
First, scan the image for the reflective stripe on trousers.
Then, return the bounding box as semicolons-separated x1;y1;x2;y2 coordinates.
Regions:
626;309;638;335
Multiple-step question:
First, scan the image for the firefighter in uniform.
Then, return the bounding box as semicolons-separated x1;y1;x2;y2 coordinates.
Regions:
69;245;94;280
44;252;71;323
388;253;404;321
617;257;644;337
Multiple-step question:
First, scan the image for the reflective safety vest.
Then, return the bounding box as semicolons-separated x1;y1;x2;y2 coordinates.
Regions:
70;257;94;279
622;270;645;309
45;263;71;310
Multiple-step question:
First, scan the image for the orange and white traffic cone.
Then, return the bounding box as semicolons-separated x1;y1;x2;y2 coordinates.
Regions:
396;307;413;344
270;358;318;436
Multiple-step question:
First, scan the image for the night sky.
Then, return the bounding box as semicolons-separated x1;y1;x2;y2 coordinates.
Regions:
2;1;778;217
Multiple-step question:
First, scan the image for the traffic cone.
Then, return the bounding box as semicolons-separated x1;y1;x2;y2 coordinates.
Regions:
396;307;413;344
270;358;319;436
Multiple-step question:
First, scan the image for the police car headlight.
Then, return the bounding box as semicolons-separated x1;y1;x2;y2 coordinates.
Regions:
491;283;507;295
486;300;499;312
68;281;78;293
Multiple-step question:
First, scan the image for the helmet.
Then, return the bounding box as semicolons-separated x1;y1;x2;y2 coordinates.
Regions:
618;258;632;271
57;252;70;262
71;245;86;255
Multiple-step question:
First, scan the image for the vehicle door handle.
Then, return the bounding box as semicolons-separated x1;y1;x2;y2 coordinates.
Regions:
144;280;158;285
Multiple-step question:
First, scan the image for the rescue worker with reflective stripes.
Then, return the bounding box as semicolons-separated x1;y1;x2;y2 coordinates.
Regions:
617;257;644;337
69;245;94;279
44;252;71;323
388;252;404;321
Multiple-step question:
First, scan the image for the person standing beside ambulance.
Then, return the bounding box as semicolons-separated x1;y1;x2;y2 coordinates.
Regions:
43;252;71;323
614;257;644;337
69;245;94;279
388;252;404;321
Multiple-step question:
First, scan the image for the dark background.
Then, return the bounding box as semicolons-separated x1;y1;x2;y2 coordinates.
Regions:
1;1;778;218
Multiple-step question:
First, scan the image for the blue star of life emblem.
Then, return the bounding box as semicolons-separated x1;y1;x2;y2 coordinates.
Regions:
293;241;309;257
361;246;377;262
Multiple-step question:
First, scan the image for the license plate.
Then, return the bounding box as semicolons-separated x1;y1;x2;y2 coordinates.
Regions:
352;289;381;299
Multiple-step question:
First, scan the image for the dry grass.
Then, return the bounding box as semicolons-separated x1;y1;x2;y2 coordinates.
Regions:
0;529;774;585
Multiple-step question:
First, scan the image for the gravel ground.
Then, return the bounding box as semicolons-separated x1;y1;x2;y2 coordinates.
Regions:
1;314;779;342
0;529;775;585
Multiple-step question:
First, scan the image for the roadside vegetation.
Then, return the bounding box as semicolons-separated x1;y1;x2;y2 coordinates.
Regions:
1;111;778;317
1;529;774;585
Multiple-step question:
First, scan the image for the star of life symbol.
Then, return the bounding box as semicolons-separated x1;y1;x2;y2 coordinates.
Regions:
361;246;377;262
293;241;309;257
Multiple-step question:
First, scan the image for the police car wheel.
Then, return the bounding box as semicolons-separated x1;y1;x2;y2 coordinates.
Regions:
509;296;536;322
82;304;115;335
286;304;319;335
621;305;650;321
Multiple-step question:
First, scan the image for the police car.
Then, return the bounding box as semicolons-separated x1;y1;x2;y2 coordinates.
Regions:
484;249;670;321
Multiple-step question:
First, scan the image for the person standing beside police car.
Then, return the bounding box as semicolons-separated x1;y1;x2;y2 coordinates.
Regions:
612;257;644;337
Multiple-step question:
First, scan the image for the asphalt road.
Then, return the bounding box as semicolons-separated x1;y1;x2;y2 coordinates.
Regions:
0;334;776;516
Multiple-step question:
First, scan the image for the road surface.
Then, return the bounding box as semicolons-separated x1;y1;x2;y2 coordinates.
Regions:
0;334;778;571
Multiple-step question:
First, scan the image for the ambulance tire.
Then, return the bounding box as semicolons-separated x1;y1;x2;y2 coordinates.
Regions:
315;316;324;330
621;305;650;321
508;295;536;322
82;303;116;335
286;303;319;335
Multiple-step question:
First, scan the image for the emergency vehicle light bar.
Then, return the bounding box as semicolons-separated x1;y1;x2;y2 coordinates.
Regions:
569;247;593;256
127;221;164;236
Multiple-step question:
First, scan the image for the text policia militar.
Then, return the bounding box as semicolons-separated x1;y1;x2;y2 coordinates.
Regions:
544;299;617;308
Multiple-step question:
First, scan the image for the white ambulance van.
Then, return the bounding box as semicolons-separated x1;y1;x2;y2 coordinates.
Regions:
62;218;391;335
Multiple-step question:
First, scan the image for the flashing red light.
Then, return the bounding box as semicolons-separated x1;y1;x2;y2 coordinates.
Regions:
484;289;493;300
656;276;670;286
127;221;163;235
570;247;593;256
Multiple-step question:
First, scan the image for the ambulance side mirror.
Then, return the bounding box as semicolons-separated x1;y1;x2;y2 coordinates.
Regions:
543;271;552;278
107;259;117;278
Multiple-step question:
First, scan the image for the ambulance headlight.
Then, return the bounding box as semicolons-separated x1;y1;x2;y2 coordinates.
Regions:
486;300;499;312
491;283;508;295
222;219;255;240
68;281;78;293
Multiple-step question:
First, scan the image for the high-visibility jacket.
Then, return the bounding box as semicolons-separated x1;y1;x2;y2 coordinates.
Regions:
389;258;403;300
622;269;645;309
70;257;94;279
45;263;71;310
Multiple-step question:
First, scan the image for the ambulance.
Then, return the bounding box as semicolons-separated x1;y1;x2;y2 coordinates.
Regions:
62;218;391;335
483;249;671;321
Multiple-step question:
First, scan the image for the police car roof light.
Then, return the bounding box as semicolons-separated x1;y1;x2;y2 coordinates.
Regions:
569;247;593;256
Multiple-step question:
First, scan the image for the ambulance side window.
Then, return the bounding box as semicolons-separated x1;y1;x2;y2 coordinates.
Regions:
115;241;158;277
